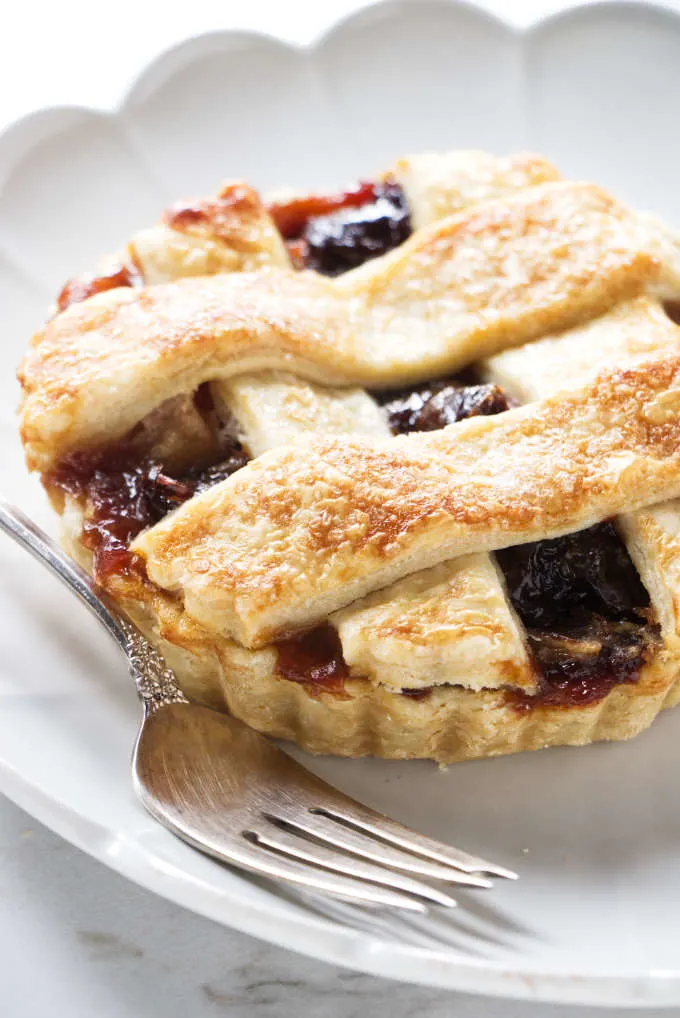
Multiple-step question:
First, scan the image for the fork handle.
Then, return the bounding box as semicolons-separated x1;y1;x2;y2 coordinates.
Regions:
0;494;187;713
0;495;128;644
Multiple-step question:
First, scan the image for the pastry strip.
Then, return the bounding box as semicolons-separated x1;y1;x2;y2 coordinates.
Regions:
133;354;680;646
483;295;680;651
21;182;673;472
213;374;535;691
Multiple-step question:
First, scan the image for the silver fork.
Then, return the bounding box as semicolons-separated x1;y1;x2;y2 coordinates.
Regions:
0;496;517;912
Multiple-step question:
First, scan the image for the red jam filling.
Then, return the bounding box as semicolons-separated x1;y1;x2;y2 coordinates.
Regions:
268;181;379;239
48;430;249;582
49;446;156;579
274;624;349;695
509;620;656;711
268;176;412;276
56;261;142;313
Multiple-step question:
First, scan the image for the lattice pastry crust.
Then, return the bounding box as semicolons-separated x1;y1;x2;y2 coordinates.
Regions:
18;151;680;761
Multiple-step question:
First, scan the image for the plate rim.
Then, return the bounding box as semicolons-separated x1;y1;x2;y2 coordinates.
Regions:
4;0;680;1004
4;747;680;1007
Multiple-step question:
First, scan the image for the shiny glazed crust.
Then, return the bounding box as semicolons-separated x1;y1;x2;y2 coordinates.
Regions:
21;150;680;762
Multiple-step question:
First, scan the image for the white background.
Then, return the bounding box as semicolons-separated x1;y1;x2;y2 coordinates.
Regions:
1;1;678;1015
0;0;590;128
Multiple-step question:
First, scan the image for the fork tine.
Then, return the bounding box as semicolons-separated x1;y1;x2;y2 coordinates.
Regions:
247;824;457;908
266;811;491;888
133;702;513;905
312;806;518;881
231;834;432;911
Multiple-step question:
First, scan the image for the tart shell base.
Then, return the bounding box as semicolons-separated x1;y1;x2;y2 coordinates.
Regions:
128;598;680;763
60;504;680;764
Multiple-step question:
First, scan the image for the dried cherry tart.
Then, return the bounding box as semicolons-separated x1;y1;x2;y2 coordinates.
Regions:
25;148;680;766
44;374;661;714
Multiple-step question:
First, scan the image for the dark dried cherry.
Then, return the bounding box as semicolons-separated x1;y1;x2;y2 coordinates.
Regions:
496;523;650;629
50;437;249;581
301;180;411;276
497;524;658;708
379;380;512;434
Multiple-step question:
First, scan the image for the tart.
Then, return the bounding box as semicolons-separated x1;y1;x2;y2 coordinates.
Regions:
18;150;680;762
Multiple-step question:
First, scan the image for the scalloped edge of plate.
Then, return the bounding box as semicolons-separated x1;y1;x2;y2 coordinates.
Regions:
3;0;680;1005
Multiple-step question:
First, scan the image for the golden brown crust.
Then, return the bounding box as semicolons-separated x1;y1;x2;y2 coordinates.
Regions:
22;152;680;763
617;502;680;646
134;355;680;647
391;150;561;227
129;181;289;284
482;296;680;403
197;660;680;763
333;554;536;693
59;498;680;763
213;374;391;457
19;182;668;473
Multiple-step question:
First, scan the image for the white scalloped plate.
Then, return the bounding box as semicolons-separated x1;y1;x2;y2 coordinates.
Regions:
4;1;680;1006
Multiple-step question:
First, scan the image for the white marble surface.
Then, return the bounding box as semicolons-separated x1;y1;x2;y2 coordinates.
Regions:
4;1;680;1014
0;793;672;1018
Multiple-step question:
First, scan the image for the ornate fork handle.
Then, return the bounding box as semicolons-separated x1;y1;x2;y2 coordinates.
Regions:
0;495;186;714
119;618;188;712
0;497;516;909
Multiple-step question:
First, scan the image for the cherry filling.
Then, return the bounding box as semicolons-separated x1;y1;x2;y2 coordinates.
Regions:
274;624;349;695
268;177;412;276
55;177;413;313
268;181;378;239
376;379;514;434
380;377;659;707
56;261;142;313
496;526;659;709
49;433;249;581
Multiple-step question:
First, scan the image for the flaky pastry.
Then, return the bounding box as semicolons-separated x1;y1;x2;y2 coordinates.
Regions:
18;150;680;762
